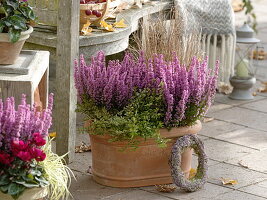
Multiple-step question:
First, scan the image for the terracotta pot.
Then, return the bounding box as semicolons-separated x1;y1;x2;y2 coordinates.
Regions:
0;186;48;200
0;26;33;65
89;120;202;188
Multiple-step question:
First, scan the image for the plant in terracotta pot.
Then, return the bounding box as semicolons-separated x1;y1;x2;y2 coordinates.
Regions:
0;94;73;200
0;0;35;64
74;51;219;187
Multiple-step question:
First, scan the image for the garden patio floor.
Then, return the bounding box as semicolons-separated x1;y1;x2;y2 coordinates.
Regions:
49;1;267;199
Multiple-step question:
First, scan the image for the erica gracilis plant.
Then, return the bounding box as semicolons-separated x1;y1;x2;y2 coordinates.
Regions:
74;51;219;146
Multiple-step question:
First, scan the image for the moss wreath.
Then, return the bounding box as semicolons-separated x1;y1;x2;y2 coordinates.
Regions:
169;134;208;192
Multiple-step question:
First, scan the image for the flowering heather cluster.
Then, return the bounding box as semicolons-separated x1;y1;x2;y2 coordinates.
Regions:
0;94;54;150
74;51;219;127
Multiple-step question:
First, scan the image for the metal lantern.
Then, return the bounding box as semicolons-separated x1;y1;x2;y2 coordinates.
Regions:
229;23;260;100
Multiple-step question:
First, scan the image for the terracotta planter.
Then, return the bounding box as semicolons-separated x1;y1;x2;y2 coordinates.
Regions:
0;186;48;200
89;120;202;188
0;26;33;65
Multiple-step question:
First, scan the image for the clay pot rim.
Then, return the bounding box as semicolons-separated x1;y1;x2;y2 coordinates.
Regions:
0;25;33;42
89;120;202;146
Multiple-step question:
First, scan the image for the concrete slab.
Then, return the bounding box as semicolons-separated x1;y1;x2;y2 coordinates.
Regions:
203;138;257;162
215;128;267;151
199;119;245;138
141;183;233;200
215;190;267;200
227;149;267;173
101;190;174;200
208;162;267;189
239;180;267;198
240;98;267;113
210;107;267;132
69;172;131;200
214;93;265;107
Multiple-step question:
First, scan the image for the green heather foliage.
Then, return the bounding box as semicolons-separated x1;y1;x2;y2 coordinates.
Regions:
0;0;36;42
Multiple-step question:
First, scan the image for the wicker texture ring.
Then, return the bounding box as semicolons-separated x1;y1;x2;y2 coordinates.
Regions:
169;134;208;192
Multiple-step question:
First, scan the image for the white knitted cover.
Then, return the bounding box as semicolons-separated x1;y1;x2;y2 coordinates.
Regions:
174;0;236;83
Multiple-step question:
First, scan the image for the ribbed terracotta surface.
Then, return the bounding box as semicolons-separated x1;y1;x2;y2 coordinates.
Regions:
89;121;202;188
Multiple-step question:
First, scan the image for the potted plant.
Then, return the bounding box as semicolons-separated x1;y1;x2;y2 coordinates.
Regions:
74;51;219;187
0;0;35;64
0;94;73;200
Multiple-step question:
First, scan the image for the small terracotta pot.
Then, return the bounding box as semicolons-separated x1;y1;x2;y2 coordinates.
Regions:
88;121;202;188
0;186;48;200
0;26;33;65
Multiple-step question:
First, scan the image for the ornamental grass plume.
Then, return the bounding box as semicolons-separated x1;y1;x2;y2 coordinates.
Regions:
74;51;219;128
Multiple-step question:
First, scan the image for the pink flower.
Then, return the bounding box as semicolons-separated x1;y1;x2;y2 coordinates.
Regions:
30;148;46;161
0;152;14;165
32;133;46;146
11;140;29;155
16;151;32;161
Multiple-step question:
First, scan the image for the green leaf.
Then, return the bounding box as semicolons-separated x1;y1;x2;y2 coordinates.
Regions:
19;6;35;20
34;176;49;185
0;20;5;32
0;174;10;186
15;180;39;188
8;28;21;43
5;0;19;10
8;183;20;196
0;185;9;193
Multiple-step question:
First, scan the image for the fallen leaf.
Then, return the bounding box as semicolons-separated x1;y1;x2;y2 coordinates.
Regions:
155;184;176;193
189;168;197;179
75;142;91;153
218;82;233;95
49;132;56;138
100;20;115;32
238;160;249;168
203;117;214;123
220;177;238;185
81;20;93;36
87;166;92;174
257;87;267;93
252;92;257;96
113;19;127;28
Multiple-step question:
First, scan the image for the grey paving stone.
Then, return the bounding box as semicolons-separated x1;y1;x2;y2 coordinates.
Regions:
68;151;92;174
199;120;244;138
210;107;267;132
203;138;257;162
207;102;233;114
227;149;267;173
215;190;267;200
216;128;267;151
240;98;267;113
69;173;131;200
239;180;267;198
102;189;174;200
191;155;220;169
208;162;267;189
214;93;264;106
142;183;233;200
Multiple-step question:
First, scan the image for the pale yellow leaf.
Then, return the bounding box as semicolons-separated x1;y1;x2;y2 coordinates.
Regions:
220;177;238;185
113;19;127;28
238;160;249;168
203;117;214;123
81;20;93;36
189;168;197;179
100;20;115;32
49;132;56;138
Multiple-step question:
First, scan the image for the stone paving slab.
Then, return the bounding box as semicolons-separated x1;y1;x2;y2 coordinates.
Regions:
227;149;267;174
239;180;267;198
208;162;267;189
240;98;267;113
70;172;131;200
215;127;267;151
199;119;245;138
210;106;267;132
214;93;265;106
215;190;267;200
203;138;257;162
207;102;233;114
141;183;233;200
101;190;174;200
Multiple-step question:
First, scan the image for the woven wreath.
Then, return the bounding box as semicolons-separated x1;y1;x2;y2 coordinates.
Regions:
169;134;208;192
